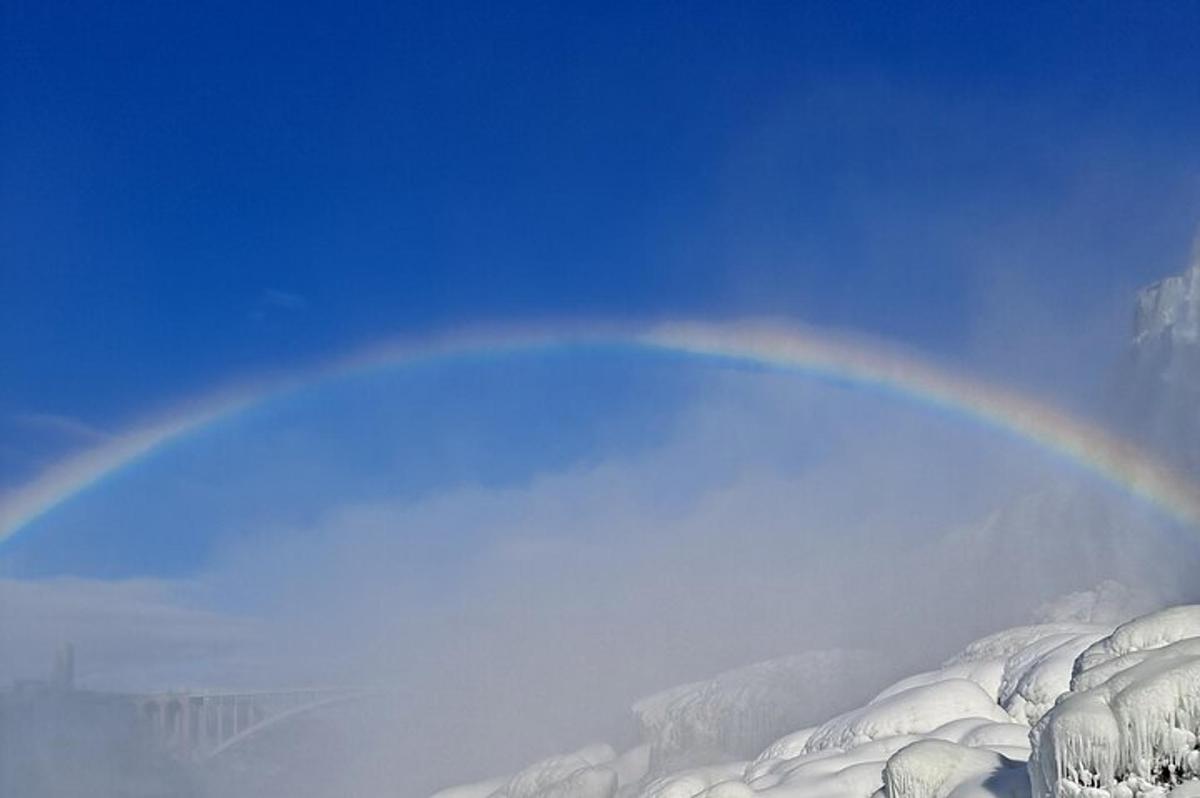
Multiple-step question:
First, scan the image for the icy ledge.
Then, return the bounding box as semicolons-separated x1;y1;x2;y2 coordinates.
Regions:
1030;606;1200;798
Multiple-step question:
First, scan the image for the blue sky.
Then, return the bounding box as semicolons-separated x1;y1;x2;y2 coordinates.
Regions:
3;3;1200;578
5;2;1200;421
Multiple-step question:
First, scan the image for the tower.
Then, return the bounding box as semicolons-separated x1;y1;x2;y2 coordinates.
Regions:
51;643;75;691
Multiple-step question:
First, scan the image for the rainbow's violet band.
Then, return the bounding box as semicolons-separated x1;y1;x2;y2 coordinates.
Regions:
2;321;1199;542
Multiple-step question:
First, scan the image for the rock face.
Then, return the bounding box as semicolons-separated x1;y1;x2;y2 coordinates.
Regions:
1123;250;1200;473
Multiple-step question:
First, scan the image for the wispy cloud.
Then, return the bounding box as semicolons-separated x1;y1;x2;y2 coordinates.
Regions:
262;289;308;311
11;413;112;444
249;289;309;323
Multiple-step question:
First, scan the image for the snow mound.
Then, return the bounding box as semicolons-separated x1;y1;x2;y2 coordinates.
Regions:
745;734;925;797
873;660;1009;706
803;679;1011;754
1030;606;1200;798
946;625;1105;669
1073;606;1200;676
627;762;747;798
997;631;1107;725
1070;638;1200;694
958;723;1033;753
884;739;1029;798
747;726;817;770
870;624;1107;727
734;704;1028;797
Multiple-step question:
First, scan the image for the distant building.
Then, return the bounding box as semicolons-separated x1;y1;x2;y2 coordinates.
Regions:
0;646;194;798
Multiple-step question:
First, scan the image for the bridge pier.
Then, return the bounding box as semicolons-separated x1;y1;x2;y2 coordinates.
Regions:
135;688;370;762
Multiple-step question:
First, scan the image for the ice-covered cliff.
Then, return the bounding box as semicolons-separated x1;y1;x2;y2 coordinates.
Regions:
631;651;891;774
1134;256;1200;350
1123;249;1200;473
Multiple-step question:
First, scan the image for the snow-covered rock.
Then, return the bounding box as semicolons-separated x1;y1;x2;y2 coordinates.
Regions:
869;622;1108;724
997;631;1107;725
872;661;1010;706
884;739;1029;798
947;626;1107;669
803;680;1011;755
1030;606;1200;798
746;726;818;775
745;734;924;797
1073;606;1200;676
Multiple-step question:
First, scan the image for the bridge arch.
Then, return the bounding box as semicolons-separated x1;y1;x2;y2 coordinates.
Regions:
203;690;373;761
137;688;377;762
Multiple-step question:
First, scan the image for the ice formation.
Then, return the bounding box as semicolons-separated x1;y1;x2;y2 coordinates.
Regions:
433;605;1200;798
1030;607;1200;798
801;680;1012;754
632;651;888;773
1133;260;1200;348
883;739;1029;798
1124;251;1200;473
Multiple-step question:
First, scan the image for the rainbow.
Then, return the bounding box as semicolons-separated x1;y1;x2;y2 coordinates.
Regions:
2;320;1199;543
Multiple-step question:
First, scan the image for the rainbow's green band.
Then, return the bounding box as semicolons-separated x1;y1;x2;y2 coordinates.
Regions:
3;321;1198;542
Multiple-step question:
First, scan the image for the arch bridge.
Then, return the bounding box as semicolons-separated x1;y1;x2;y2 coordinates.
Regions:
134;687;373;762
